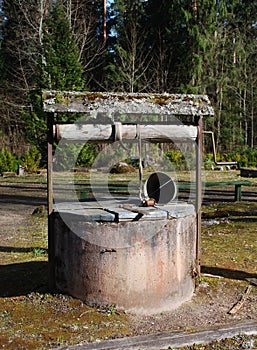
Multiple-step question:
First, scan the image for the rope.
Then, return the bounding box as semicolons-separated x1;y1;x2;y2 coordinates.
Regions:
114;122;129;151
137;124;145;202
114;122;122;142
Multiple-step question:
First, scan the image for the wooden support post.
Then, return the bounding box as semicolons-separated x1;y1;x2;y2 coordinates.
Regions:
47;113;53;216
47;112;56;292
195;116;203;282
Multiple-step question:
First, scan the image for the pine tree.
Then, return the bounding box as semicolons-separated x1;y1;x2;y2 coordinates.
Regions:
57;0;105;91
42;2;84;91
206;0;257;150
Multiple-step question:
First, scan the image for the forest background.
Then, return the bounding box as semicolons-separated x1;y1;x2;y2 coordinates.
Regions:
1;0;257;171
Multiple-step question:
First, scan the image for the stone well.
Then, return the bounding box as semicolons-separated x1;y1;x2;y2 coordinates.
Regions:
43;90;215;314
50;201;196;314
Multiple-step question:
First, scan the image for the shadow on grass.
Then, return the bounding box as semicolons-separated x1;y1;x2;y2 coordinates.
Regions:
1;262;256;299
230;217;257;223
201;266;257;281
0;184;46;191
0;246;48;254
0;193;46;207
0;261;48;297
203;189;257;203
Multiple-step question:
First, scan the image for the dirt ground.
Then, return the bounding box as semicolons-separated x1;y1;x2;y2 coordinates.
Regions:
0;173;257;349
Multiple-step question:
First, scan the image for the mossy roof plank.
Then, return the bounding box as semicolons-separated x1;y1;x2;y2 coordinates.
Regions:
42;90;214;117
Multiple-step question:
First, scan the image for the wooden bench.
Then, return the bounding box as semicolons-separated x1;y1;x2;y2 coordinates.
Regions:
178;180;252;201
77;180;251;202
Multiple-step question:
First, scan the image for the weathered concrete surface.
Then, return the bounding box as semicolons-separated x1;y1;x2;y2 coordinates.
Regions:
51;203;197;314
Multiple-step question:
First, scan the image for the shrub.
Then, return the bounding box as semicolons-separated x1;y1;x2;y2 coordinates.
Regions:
166;149;183;163
165;149;190;170
0;149;19;174
53;143;97;171
204;146;257;169
76;144;97;168
203;153;214;170
21;146;42;173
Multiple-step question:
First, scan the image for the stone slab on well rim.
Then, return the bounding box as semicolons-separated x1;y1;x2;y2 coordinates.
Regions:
53;200;195;222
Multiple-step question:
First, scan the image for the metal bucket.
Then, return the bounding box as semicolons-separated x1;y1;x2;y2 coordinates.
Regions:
144;172;177;204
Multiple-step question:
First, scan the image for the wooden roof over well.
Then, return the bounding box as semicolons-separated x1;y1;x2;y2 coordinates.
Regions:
42;91;214;122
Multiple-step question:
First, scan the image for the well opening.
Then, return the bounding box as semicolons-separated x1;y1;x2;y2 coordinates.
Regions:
44;91;214;314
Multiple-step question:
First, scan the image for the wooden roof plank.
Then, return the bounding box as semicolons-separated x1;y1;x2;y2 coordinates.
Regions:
42;90;214;117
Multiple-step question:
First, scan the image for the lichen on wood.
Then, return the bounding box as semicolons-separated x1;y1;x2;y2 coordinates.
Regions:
42;90;214;120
